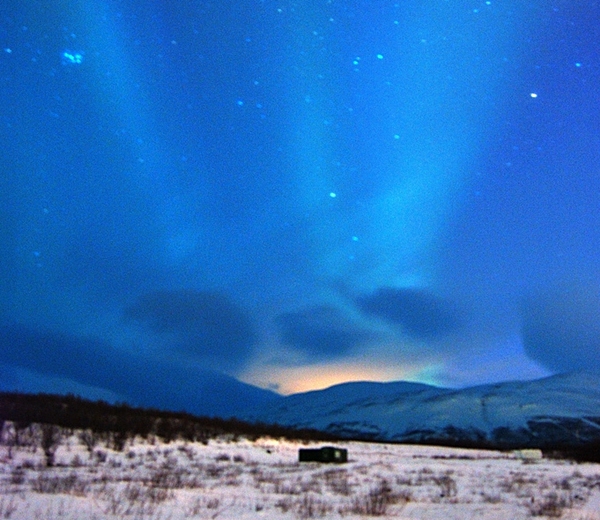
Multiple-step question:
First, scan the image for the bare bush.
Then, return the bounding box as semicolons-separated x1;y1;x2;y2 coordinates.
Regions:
147;466;185;489
481;491;503;504
295;493;332;519
10;467;26;486
275;480;301;495
70;454;84;468
98;482;171;517
31;472;88;495
125;482;172;506
500;471;538;496
117;430;133;451
275;496;294;513
78;429;98;454
300;475;322;494
93;449;107;463
251;468;282;491
100;486;133;516
349;479;394;516
205;463;225;479
525;491;572;518
21;459;35;469
146;485;172;504
1;422;16;460
206;497;220;509
178;444;196;461
183;497;203;517
215;453;231;462
13;423;38;450
40;424;62;467
0;496;18;519
323;468;352;496
433;474;458;499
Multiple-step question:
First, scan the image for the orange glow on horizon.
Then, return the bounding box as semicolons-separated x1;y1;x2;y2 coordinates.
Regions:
239;360;440;395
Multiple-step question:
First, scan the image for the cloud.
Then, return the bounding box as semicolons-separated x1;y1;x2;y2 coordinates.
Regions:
0;323;277;416
0;323;154;401
521;282;600;373
124;289;256;371
355;287;461;339
274;305;374;359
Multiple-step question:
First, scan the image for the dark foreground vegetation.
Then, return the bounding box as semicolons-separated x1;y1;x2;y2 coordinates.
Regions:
1;391;599;463
0;391;336;450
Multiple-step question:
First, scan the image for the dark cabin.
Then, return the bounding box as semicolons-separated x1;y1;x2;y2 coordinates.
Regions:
298;446;348;463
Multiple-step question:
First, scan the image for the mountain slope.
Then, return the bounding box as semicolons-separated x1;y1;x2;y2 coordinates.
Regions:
245;372;600;448
0;323;281;419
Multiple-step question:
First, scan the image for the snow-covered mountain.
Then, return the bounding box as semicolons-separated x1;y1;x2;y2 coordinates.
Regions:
245;372;600;448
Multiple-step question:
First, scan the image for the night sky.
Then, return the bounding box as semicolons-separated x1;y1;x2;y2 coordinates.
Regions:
2;0;600;413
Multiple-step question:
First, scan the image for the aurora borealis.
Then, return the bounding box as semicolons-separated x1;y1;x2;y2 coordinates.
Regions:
2;0;600;414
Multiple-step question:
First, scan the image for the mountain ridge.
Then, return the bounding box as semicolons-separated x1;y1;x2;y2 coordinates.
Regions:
246;371;600;449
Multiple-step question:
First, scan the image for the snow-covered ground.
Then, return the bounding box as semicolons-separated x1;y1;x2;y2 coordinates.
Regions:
1;425;599;519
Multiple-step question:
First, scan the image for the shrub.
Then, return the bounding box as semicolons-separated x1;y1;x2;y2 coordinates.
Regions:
323;468;351;496
525;491;572;518
93;449;107;463
0;496;18;519
350;479;392;516
433;474;458;498
31;472;88;495
275;496;294;513
295;494;332;519
40;424;61;467
78;429;98;453
10;467;26;486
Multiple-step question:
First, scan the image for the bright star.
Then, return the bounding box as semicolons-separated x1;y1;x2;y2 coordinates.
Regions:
61;51;83;64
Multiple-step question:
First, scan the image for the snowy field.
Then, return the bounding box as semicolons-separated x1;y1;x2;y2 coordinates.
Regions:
1;424;599;519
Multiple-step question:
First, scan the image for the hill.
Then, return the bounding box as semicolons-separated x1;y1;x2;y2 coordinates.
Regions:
245;372;600;457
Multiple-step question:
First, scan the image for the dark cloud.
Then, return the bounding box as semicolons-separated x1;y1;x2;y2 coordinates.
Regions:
355;287;461;339
521;283;600;373
124;290;256;371
0;324;114;385
275;305;374;359
0;323;278;417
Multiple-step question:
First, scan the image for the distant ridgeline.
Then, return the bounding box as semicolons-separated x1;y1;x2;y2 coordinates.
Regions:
0;392;335;445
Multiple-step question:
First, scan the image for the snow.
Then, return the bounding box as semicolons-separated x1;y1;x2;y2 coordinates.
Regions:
1;425;600;519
